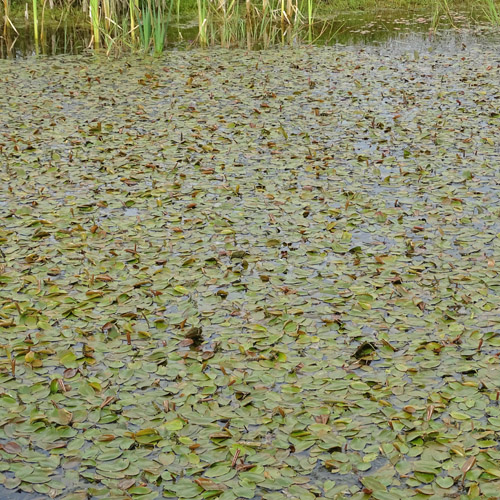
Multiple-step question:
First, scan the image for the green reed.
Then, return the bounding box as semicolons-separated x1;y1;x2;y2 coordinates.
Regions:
6;0;500;56
197;0;208;46
138;0;172;53
193;0;311;49
129;0;138;42
89;0;99;47
32;0;39;43
483;0;500;24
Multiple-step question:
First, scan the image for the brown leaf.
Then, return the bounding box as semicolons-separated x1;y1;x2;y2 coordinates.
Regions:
118;478;136;490
314;414;329;424
95;274;113;282
194;478;227;491
98;434;116;442
2;441;22;455
426;404;435;421
100;396;116;409
461;456;476;475
63;368;78;379
45;441;67;450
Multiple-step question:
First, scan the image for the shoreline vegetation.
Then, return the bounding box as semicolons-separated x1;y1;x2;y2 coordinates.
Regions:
0;1;499;53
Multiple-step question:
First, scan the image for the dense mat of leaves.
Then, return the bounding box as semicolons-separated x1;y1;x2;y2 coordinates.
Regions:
1;42;500;499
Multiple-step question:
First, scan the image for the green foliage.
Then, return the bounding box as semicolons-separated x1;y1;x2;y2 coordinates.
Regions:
483;0;500;23
89;0;100;47
2;0;500;54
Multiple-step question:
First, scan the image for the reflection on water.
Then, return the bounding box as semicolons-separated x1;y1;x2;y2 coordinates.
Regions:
0;485;44;500
1;8;499;58
0;23;90;58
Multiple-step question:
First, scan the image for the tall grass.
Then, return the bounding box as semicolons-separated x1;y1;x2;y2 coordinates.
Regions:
483;0;500;24
137;0;173;53
89;0;99;47
32;0;38;43
193;0;313;49
197;0;208;45
129;0;138;42
3;0;500;55
2;0;19;35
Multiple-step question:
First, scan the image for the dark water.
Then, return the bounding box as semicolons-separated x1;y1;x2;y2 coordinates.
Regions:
0;486;44;500
0;7;498;58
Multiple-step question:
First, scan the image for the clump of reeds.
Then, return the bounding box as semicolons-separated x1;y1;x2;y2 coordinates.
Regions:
139;0;171;54
89;0;99;47
8;0;499;56
195;0;314;49
2;0;19;34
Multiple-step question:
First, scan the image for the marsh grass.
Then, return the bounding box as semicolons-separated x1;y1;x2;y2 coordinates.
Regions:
483;0;500;23
2;0;500;54
193;0;314;48
32;0;38;43
429;0;458;32
137;0;174;53
129;0;138;41
197;0;208;45
89;0;99;46
2;0;20;35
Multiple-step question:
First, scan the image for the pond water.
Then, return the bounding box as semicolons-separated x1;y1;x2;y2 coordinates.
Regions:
0;487;45;500
1;6;500;500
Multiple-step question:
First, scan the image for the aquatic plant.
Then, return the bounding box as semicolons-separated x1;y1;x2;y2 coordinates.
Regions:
2;0;500;55
2;40;500;498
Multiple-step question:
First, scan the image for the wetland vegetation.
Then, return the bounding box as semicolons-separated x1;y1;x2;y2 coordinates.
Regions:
0;0;499;55
1;1;500;500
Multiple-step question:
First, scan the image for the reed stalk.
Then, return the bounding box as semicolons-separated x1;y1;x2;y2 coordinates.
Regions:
307;0;313;41
176;0;181;38
33;0;39;44
89;0;99;48
197;0;207;46
102;0;110;31
246;0;251;49
2;0;13;36
219;0;226;46
2;0;9;25
483;0;500;24
261;0;269;47
139;0;152;50
152;5;166;54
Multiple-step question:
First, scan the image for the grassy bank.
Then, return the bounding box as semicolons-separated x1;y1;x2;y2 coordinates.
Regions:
1;0;499;54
